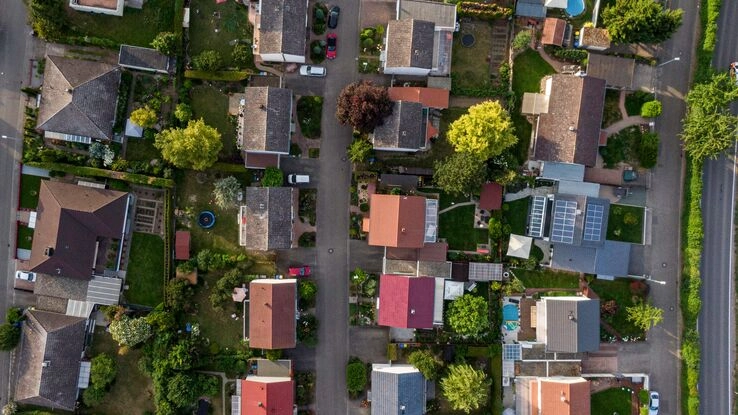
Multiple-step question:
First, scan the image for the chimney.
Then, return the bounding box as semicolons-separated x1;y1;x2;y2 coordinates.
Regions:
65;88;73;93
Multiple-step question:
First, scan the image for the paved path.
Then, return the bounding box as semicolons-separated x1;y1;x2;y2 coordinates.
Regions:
438;201;475;214
602;116;649;136
197;371;234;415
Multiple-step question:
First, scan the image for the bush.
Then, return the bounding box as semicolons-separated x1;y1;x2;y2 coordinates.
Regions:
512;30;532;52
637;132;659;168
544;46;588;64
0;324;20;351
641;100;663;117
299;280;318;309
262;167;284;187
299;232;316;247
346;358;367;396
192;50;222;72
456;2;513;20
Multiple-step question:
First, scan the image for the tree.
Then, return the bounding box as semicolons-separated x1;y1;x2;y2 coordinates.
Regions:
297;314;319;346
90;353;118;388
602;0;683;44
155;119;222;170
346;358;367;395
29;0;67;40
487;217;505;241
433;152;486;196
299;280;318;309
83;385;107;407
0;324;20;351
347;138;373;163
166;373;218;408
109;316;153;347
441;364;490;413
193;50;222;72
637;132;659;168
174;103;192;124
232;44;253;69
682;73;738;159
641;100;662;118
447;101;516;160
447;294;489;336
627;300;664;332
151;32;179;56
130;106;158;129
212;176;242;209
512;30;532;51
336;81;393;133
408;349;443;380
165;278;194;313
262;167;284;187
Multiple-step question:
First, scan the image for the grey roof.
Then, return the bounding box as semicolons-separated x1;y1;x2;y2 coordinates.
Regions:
594;240;631;277
243;187;295;250
557;180;600;197
540;162;585;181
118;45;172;73
468;262;504;281
397;0;457;30
37;55;121;141
86;276;123;305
516;0;546;18
15;310;87;411
241;87;292;153
385;19;435;69
551;240;629;278
550;244;597;274
372;101;426;150
371;365;426;415
34;274;89;301
257;0;308;57
586;53;635;89
417;260;452;278
544;297;600;353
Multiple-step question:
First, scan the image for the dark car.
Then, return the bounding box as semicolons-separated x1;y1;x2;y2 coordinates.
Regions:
326;33;337;59
327;6;340;29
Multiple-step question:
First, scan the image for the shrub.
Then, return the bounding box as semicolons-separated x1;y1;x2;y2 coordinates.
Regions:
456;2;513;20
0;324;20;351
512;30;532;52
637;132;659;168
641;100;663;117
262;167;284;187
299;232;316;247
346;358;367;395
192;50;222;72
299;280;318;308
184;70;251;81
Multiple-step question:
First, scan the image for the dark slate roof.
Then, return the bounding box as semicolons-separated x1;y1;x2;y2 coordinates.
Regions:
544;297;600;353
258;0;308;57
243;187;295;250
241;87;292;153
37;55;121;141
385;19;435;69
15;310;87;412
372;101;426;150
371;365;425;415
118;45;172;73
516;0;546;18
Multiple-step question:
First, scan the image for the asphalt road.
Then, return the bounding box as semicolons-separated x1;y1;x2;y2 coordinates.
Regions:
698;1;738;413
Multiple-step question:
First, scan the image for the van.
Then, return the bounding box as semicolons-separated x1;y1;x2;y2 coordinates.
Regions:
287;174;310;184
299;65;326;77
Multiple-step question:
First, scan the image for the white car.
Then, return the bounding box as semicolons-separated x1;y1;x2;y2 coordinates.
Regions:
299;65;326;77
287;174;310;184
648;391;659;415
15;270;36;282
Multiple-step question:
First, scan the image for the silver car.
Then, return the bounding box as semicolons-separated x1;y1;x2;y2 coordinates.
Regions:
299;65;326;77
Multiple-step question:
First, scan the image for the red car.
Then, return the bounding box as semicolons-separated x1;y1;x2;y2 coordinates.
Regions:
326;33;337;60
288;266;311;277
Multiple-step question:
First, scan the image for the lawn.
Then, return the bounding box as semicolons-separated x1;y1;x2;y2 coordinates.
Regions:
88;332;156;415
511;49;555;163
511;268;580;289
381;107;463;168
589;278;646;338
591;387;633;415
125;232;165;306
452;21;494;92
64;0;176;47
191;85;238;161
602;89;622;128
17;225;34;250
607;204;645;244
502;197;529;235
125;138;160;161
417;187;469;211
19;174;43;209
190;273;247;351
188;0;254;69
439;205;489;251
297;96;323;139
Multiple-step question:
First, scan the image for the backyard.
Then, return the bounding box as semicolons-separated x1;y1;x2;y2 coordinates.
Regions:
590;387;633;415
607;204;645;244
125;232;165;306
19;174;43;209
438;205;489;251
417;187;469;211
125;138;161;161
511;268;580;289
188;0;254;69
452;21;494;92
502;197;529;235
190;85;239;161
511;49;555;162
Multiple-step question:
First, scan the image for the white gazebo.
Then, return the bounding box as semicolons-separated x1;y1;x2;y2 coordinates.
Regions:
507;234;533;259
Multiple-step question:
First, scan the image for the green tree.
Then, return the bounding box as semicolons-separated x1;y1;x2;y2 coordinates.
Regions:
83;385;106;407
193;50;222;72
641;100;662;118
447;101;516;160
297;313;319;346
166;373;218;408
5;307;23;325
512;30;532;51
29;0;67;40
433;152;486;196
262;167;284;187
681;73;738;159
232;44;253;69
336;81;393;133
626;300;664;331
441;364;490;413
212;176;242;209
0;324;20;351
155;119;222;170
447;294;490;336
109;316;153;347
408;349;443;380
602;0;683;44
130;106;158;129
347;138;373;163
299;280;318;308
165;278;194;313
174;103;192;124
346;358;367;395
151;32;179;56
637;132;659;168
90;353;117;388
487;217;504;241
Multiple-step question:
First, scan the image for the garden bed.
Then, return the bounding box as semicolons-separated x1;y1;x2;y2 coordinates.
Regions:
602;89;622;128
125;232;165;306
606;204;644;244
296;96;323;139
589;278;647;338
299;189;317;226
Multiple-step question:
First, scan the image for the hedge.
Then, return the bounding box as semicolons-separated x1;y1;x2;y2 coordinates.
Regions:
25;162;175;188
184;70;253;81
456;2;512;21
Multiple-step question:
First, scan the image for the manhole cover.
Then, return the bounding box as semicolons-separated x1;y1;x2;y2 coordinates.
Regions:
461;34;476;48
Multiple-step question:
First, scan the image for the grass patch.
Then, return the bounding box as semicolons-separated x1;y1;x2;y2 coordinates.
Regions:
17;225;34;250
451;21;494;92
19;174;43;209
299;189;317;226
125;138;160;161
591;387;633;415
297;96;323;139
502;197;529;235
489;351;503;415
89;332;156;415
602;89;622;128
381;107;463;168
191;85;238;161
64;0;176;47
190;273;249;351
439;205;489;251
607;204;644;244
188;0;254;69
511;49;555;163
625;91;654;116
125;232;165;306
589;278;645;338
512;268;580;289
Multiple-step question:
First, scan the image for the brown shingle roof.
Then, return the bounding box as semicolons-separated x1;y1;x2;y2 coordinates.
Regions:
534;75;606;166
242;187;296;250
367;194;427;248
372;101;427;151
542;18;566;46
29;181;129;280
249;279;297;349
385;19;435;69
257;0;308;57
240;87;292;154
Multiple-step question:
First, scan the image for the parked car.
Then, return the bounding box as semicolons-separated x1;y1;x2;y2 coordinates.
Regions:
288;265;311;277
327;6;340;29
326;33;337;60
15;270;35;282
648;391;659;415
299;65;326;77
287;174;310;184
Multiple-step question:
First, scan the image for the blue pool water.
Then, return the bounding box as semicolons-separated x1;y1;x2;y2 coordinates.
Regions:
503;304;519;322
566;0;585;17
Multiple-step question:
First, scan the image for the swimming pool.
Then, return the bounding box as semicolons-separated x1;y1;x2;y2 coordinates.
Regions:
503;304;519;322
566;0;585;17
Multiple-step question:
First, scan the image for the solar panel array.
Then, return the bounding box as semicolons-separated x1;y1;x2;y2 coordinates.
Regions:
528;196;547;238
550;199;577;244
583;203;604;242
503;343;522;361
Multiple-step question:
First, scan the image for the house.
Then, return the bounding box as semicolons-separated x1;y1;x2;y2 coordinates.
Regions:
37;56;122;144
516;376;591;415
578;27;611;51
384;242;451;278
29;181;132;281
371;364;427;415
541;18;567;46
524;74;606;167
383;19;436;76
536;296;600;353
586;53;638;90
69;0;124;16
479;182;503;211
515;0;546;18
14;310;89;411
388;87;449;109
175;231;191;260
239;187;297;250
118;45;174;74
394;0;457;76
371;101;431;152
377;274;435;329
236;375;294;415
253;0;309;63
364;194;438;248
237;87;293;169
248;279;297;349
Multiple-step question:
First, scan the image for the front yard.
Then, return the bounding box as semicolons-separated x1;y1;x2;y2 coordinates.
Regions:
589;277;648;339
188;0;255;70
296;96;323;139
190;85;239;161
125;232;165;306
439;205;489;251
19;174;43;209
607;204;645;244
591;387;633;415
16;225;34;250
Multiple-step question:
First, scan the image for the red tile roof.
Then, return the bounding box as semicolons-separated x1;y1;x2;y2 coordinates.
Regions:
479;183;503;210
378;274;435;328
175;231;190;260
388;87;450;109
241;377;294;415
249;280;296;349
542;18;566;46
367;194;427;248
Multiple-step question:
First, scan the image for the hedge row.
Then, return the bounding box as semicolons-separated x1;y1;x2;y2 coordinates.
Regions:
184;70;253;81
456;2;512;21
25;161;175;188
162;188;173;303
